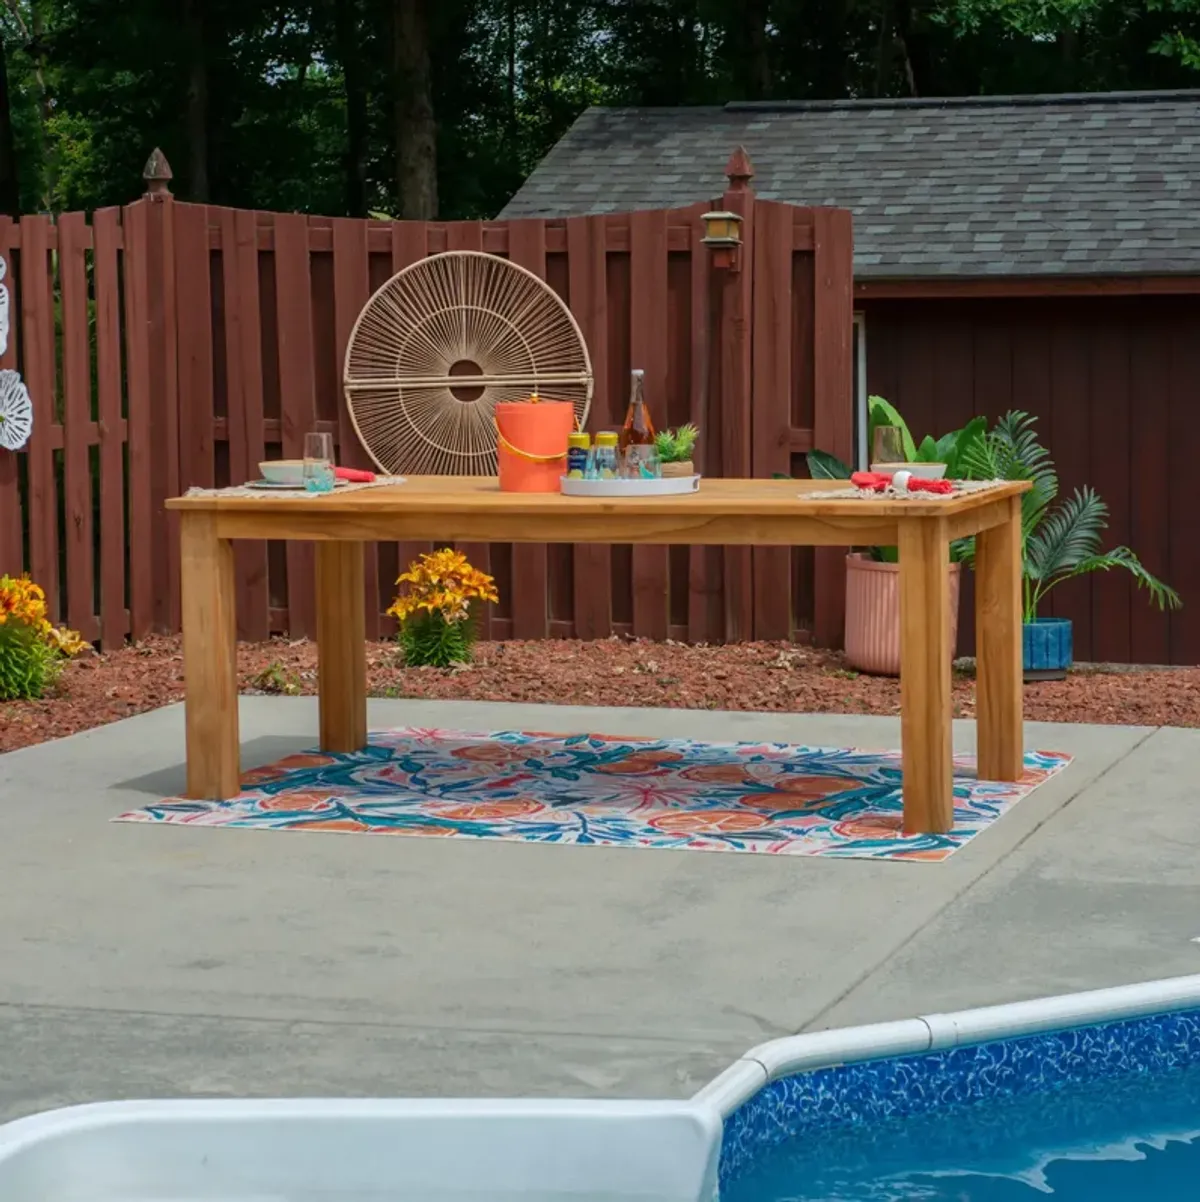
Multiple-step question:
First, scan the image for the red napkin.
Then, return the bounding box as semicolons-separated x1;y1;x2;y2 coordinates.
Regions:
849;471;954;495
335;466;376;483
850;471;890;492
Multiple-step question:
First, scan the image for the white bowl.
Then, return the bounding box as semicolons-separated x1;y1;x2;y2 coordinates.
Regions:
871;461;947;480
259;459;305;485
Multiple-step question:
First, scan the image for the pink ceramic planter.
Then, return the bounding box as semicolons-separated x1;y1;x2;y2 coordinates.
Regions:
843;553;962;676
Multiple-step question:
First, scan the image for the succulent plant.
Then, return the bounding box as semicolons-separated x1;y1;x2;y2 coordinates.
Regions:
654;423;699;464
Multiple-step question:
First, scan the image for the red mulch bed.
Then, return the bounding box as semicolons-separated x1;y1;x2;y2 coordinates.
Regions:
2;635;1198;754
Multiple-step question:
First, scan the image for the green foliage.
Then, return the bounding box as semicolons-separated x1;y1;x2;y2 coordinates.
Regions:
654;423;699;463
249;660;301;695
399;609;478;668
961;410;1182;620
1;0;1197;222
809;403;987;564
0;620;62;701
805;449;851;480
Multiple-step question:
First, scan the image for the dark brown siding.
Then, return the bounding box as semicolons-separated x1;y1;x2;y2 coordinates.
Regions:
864;296;1198;665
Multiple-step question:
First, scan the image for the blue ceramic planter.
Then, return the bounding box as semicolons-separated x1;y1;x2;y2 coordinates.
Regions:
1023;617;1073;677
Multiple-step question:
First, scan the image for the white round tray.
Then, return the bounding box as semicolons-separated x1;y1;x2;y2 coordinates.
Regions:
559;475;700;497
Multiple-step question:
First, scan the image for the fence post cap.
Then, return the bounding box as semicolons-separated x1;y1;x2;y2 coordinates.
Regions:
143;148;174;198
725;146;754;191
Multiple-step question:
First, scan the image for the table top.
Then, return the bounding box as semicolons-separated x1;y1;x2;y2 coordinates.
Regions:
167;476;1029;520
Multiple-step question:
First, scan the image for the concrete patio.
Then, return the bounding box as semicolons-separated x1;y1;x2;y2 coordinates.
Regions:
2;697;1198;1122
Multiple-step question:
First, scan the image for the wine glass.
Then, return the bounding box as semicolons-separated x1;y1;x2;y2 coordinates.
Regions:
871;425;905;471
303;431;336;493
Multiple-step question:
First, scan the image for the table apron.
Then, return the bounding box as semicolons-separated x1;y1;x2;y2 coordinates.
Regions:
212;512;904;546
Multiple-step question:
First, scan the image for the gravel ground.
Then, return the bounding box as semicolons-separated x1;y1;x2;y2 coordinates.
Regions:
3;635;1199;755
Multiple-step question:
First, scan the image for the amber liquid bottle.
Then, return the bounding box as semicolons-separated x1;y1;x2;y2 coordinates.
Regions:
620;368;656;450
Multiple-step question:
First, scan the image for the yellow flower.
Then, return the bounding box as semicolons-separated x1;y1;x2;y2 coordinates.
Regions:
388;548;498;628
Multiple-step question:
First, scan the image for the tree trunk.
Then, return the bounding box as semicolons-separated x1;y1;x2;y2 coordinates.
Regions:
334;0;368;215
0;37;20;215
736;0;771;100
182;0;209;201
391;0;437;219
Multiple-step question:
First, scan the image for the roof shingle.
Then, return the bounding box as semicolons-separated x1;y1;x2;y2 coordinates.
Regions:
499;92;1200;278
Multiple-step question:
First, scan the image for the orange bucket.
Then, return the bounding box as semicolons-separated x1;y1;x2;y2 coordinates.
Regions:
495;399;575;492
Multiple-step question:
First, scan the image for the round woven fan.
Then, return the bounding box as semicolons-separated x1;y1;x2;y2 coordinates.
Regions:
343;251;593;476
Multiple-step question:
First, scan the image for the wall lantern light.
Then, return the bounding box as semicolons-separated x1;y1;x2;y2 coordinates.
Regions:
701;210;743;272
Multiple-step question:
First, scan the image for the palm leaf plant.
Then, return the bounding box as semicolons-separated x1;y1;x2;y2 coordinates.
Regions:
959;411;1181;622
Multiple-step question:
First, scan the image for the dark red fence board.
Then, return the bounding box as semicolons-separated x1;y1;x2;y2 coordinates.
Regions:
274;212;318;638
629;207;670;641
123;200;155;640
20;215;58;619
446;219;493;640
508;218;550;641
175;204;216;493
810;207;855;648
751;200;794;641
331;216;380;639
93;207;127;648
0;217;20;578
222;206;270;641
10;189;857;656
567;214;613;640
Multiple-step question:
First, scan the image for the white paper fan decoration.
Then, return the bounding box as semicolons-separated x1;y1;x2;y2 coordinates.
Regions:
0;255;9;359
0;369;32;450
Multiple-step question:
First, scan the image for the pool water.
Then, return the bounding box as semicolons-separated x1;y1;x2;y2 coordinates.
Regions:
725;1062;1200;1201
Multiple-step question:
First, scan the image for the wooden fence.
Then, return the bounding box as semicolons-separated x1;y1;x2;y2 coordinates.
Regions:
0;154;854;650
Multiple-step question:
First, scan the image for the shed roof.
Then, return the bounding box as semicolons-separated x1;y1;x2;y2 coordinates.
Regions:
499;92;1200;279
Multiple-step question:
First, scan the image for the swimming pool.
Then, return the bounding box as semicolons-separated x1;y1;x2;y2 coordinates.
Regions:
700;975;1200;1202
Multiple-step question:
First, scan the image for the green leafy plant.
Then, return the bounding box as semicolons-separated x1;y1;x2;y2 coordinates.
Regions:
388;548;499;669
959;411;1181;622
398;610;478;669
654;423;699;463
249;661;301;695
0;575;89;702
806;398;987;563
0;622;62;701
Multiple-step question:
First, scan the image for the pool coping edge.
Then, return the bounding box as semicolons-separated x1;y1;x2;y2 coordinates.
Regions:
694;972;1200;1116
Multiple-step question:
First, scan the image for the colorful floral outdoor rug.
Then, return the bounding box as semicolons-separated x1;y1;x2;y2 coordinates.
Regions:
116;729;1071;862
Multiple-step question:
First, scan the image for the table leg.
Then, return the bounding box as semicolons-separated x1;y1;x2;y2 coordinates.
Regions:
898;517;953;834
316;541;368;753
976;495;1024;781
181;512;240;800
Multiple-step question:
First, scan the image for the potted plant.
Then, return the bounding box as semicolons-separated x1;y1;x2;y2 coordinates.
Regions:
654;423;699;478
960;411;1180;679
806;397;986;675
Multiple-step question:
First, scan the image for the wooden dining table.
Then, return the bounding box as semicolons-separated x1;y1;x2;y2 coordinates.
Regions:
166;477;1029;835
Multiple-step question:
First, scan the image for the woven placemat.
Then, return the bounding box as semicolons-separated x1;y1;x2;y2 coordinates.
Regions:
804;479;1008;501
186;476;406;499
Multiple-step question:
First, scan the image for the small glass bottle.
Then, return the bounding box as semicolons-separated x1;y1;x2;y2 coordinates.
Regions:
620;369;656;451
566;431;591;479
592;431;619;479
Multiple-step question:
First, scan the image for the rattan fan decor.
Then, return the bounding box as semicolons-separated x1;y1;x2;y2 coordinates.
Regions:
343;251;593;476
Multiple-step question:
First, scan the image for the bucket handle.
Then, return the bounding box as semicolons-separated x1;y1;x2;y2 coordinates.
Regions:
494;390;578;463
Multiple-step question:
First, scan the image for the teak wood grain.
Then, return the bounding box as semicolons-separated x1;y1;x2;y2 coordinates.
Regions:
170;477;1029;835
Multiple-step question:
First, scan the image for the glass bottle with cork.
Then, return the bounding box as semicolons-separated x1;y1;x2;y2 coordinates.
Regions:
620;369;656;451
